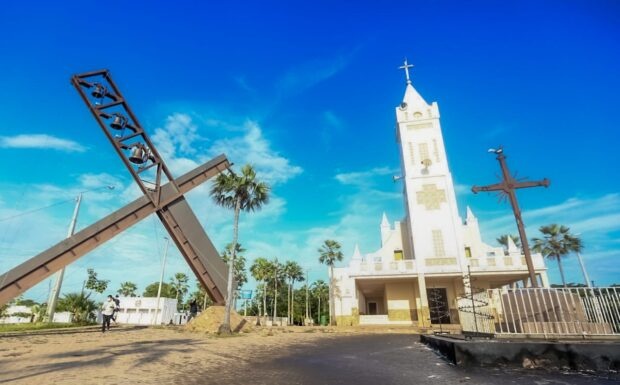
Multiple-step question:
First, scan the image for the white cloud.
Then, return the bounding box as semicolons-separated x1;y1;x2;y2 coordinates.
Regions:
276;54;352;96
208;120;303;186
335;166;397;187
0;134;86;152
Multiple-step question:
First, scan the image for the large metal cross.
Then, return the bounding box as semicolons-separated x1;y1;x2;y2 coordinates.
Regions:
0;70;230;305
471;147;550;287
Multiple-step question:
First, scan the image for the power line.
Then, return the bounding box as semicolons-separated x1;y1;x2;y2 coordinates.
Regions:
0;198;73;223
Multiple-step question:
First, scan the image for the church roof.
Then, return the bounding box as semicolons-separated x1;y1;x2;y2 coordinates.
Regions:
402;83;429;111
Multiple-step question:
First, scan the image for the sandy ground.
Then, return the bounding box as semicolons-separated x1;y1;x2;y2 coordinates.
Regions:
0;326;369;385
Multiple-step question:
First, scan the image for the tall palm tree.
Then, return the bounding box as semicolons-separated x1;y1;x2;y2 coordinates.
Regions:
531;224;582;287
117;281;138;297
283;261;304;324
496;234;521;253
312;280;329;325
170;272;190;306
270;258;282;322
318;239;343;325
250;257;271;325
211;164;270;334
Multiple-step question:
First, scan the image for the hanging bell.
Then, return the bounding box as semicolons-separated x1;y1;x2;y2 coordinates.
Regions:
110;114;127;130
91;83;107;99
128;146;147;164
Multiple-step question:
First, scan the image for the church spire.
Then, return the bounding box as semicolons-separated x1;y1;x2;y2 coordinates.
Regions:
352;244;362;260
381;212;390;227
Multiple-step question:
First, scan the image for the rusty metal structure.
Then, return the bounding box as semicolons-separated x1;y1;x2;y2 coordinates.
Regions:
472;147;549;288
0;70;230;305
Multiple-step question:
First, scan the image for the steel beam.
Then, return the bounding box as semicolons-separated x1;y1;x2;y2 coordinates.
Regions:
0;155;230;306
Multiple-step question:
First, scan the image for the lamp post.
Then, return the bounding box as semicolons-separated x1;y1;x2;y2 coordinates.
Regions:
153;237;170;325
45;185;114;322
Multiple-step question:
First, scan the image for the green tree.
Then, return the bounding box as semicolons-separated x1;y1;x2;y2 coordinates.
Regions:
318;239;343;325
531;224;582;288
211;164;270;334
85;268;109;294
57;292;97;324
283;261;304;324
170;273;190;308
221;243;248;291
312;280;329;325
190;281;214;311
117;281;138;297
250;257;271;325
30;303;47;323
496;234;521;253
143;282;175;298
269;258;284;321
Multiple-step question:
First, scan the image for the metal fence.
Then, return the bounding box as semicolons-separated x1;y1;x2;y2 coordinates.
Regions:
458;287;620;337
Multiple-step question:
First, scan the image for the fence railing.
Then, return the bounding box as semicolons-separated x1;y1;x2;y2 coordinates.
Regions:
458;287;620;337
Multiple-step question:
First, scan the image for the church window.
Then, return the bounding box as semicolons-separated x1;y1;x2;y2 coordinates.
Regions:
432;230;446;257
419;143;430;163
408;142;415;164
413;111;423;119
432;139;440;162
465;247;472;258
394;250;404;260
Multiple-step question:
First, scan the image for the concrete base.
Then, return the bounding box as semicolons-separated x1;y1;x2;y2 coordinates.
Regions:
421;334;620;372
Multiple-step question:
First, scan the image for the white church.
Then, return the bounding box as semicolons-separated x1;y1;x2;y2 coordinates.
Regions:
332;62;549;330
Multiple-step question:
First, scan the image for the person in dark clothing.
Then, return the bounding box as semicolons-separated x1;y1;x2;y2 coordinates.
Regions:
112;295;120;322
188;299;198;322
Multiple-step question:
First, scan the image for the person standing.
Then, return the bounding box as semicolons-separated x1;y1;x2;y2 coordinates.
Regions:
101;295;116;333
188;299;198;322
112;295;120;322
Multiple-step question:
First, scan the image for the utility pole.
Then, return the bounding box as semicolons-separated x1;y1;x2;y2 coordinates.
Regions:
153;237;170;325
472;147;549;287
45;193;82;323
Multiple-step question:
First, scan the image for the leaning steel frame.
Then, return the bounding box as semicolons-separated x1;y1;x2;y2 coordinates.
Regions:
0;70;231;305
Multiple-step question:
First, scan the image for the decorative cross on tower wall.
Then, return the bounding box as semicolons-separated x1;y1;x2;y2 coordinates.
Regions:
472;147;550;287
0;70;231;305
416;184;447;210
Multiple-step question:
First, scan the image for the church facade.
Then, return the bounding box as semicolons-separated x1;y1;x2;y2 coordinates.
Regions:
332;66;549;329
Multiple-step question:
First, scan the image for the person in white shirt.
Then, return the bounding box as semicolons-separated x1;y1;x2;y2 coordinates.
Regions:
101;295;116;333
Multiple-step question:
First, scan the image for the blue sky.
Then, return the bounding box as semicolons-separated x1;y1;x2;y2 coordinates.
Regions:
0;1;619;303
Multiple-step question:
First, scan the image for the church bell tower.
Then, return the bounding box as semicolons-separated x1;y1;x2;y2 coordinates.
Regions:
395;60;466;271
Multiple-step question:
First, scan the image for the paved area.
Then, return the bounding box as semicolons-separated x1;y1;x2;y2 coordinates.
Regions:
1;328;617;384
207;334;618;385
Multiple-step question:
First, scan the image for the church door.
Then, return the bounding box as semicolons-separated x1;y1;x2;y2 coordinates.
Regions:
368;302;378;315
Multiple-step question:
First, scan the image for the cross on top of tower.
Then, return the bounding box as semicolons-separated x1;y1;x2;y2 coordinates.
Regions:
399;58;414;85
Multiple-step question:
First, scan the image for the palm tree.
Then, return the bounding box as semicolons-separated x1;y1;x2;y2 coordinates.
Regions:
250;257;271;325
117;281;138;297
170;272;190;307
283;261;304;325
318;239;343;325
270;258;282;322
211;164;270;334
312;280;329;325
531;224;582;288
57;292;97;324
496;234;521;254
